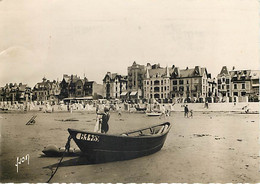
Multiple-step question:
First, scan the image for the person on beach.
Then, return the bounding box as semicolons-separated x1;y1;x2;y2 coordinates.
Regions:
118;106;122;117
184;105;189;118
96;107;110;134
205;101;209;109
67;103;70;112
159;104;166;119
189;109;193;118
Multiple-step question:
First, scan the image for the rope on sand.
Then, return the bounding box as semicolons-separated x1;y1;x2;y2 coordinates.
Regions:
46;135;72;183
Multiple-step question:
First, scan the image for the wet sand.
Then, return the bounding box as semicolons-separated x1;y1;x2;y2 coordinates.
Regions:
0;110;259;182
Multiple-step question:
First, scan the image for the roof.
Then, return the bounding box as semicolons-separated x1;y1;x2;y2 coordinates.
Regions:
179;68;195;78
250;70;260;79
171;66;207;78
229;70;252;80
148;68;167;78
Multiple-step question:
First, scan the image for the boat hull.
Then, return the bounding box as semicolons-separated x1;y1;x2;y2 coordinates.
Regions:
68;122;170;162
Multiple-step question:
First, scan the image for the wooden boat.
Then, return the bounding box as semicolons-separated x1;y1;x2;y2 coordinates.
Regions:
68;122;171;162
146;111;162;116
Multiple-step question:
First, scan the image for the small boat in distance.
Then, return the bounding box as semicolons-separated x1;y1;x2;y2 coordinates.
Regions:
68;122;171;162
146;111;162;116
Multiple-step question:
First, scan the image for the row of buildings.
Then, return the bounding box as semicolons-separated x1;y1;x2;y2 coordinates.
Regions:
1;62;259;104
103;62;260;103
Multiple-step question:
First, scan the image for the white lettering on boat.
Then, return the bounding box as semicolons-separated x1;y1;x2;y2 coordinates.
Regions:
76;133;99;142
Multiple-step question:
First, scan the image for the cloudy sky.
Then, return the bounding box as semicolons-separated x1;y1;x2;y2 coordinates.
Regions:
0;0;259;87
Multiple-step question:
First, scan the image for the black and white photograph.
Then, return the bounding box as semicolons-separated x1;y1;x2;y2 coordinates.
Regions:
0;0;259;182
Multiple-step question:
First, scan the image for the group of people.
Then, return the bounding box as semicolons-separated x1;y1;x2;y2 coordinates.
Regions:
184;105;193;118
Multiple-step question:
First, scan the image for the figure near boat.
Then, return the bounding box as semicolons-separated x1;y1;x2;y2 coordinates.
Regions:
94;106;110;134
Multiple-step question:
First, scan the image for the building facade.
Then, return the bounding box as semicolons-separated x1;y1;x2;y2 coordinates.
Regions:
230;69;259;102
143;64;171;102
217;66;232;99
217;67;260;102
1;83;32;103
103;72;128;99
33;77;60;104
127;61;146;100
60;74;103;100
170;66;209;102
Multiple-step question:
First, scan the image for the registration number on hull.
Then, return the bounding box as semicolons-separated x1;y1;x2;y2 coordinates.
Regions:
76;133;100;142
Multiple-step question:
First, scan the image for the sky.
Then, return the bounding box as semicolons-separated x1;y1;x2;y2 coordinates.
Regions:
0;0;259;87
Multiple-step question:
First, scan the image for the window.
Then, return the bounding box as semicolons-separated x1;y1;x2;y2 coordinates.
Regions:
161;94;163;98
147;81;149;85
161;80;163;85
234;84;237;89
222;78;225;82
187;86;189;91
233;92;238;96
172;94;175;98
218;79;221;84
161;87;163;92
154;87;160;92
173;86;177;91
241;92;246;96
222;85;224;89
154;80;160;85
226;79;230;84
167;86;169;90
179;86;184;91
242;83;245;89
227;85;229;90
172;80;177;85
187;80;189;84
179;80;184;85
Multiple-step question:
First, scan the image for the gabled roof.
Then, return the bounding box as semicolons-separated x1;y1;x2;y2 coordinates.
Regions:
171;66;207;78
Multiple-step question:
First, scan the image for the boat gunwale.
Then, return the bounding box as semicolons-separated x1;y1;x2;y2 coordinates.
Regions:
68;122;171;139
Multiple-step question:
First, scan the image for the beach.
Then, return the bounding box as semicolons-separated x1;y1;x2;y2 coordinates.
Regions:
0;108;259;182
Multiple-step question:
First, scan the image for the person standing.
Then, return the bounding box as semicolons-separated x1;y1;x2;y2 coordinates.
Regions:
184;105;189;118
159;104;166;119
97;107;110;133
118;106;122;117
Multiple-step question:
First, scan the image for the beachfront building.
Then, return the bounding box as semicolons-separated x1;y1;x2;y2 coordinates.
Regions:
217;66;232;102
143;64;171;102
84;81;104;99
103;72;128;100
59;74;103;102
217;67;260;102
250;70;260;101
230;69;260;102
127;61;146;101
59;74;71;99
1;83;32;103
170;66;210;103
207;77;218;102
33;77;60;105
